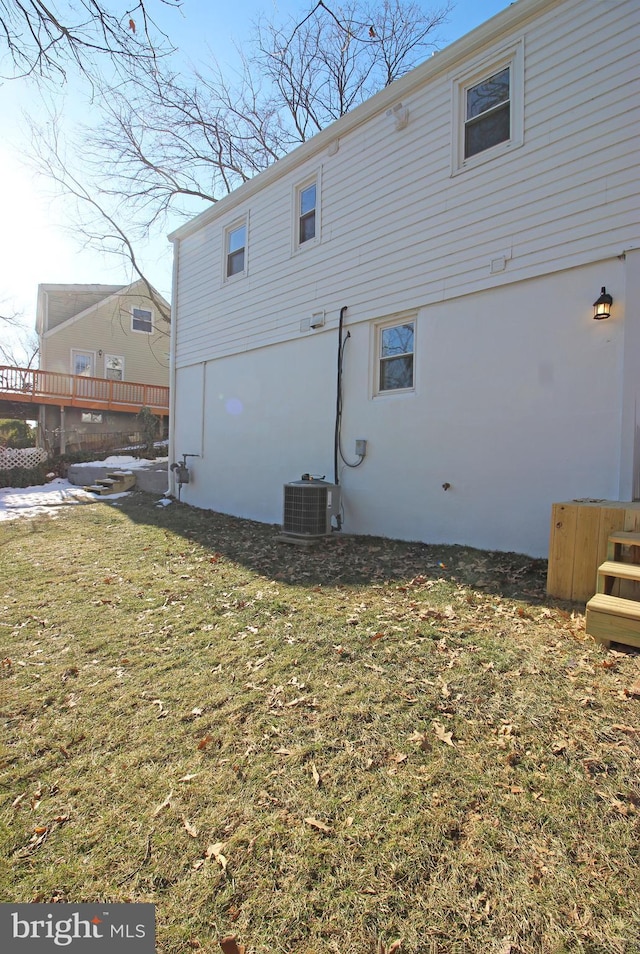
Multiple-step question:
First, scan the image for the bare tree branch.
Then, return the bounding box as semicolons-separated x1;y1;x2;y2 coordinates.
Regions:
26;1;451;316
0;0;181;80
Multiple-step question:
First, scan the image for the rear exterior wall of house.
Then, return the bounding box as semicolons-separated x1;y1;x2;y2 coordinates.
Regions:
170;0;639;557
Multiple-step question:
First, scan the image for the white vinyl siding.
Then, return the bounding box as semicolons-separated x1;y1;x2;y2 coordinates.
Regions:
173;0;638;369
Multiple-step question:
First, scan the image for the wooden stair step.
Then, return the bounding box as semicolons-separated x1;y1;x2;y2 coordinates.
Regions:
597;560;640;583
585;593;640;649
607;530;640;546
84;484;110;495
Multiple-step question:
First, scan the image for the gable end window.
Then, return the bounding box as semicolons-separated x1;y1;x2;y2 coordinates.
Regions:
226;222;247;278
465;67;510;158
132;308;153;333
377;320;415;393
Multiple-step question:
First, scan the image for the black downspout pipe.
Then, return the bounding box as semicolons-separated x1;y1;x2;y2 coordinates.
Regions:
334;306;348;487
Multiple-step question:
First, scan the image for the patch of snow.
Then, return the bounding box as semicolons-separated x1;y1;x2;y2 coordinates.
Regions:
0;478;98;522
71;455;168;470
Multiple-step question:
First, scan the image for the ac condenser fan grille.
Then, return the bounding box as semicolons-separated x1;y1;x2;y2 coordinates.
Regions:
282;481;339;537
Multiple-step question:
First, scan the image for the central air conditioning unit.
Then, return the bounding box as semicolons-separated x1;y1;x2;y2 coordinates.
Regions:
282;478;340;539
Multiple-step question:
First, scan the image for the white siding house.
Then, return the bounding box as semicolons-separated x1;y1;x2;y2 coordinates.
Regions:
168;0;639;557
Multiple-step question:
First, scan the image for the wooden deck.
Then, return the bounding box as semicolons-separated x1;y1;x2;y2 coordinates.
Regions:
0;365;169;416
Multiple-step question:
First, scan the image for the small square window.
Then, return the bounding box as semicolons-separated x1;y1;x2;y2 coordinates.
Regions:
377;320;415;393
132;308;153;333
81;412;103;423
226;222;247;277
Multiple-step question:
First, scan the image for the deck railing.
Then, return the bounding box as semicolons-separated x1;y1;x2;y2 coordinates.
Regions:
0;365;170;414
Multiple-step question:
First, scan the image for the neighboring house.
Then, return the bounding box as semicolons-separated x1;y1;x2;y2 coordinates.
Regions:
167;0;639;558
36;281;171;450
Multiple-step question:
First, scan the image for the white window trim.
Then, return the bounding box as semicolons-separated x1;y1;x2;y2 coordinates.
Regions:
104;353;125;380
372;314;417;398
292;172;321;253
131;306;154;334
224;215;249;282
451;38;524;176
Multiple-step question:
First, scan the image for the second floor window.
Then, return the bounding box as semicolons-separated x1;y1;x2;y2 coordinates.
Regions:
465;66;511;159
105;355;124;380
132;308;153;333
226;223;247;277
299;183;316;244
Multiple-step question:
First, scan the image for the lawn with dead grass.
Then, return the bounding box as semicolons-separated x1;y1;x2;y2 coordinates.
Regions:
1;492;639;954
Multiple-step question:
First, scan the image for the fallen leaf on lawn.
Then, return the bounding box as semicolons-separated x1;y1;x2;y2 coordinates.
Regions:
275;747;292;756
625;680;640;698
311;762;321;787
408;730;432;751
390;752;408;764
182;817;198;838
178;773;199;783
611;724;638;736
206;842;228;870
220;937;245;954
370;632;385;643
12;793;26;808
197;734;212;750
304;817;333;834
152;791;173;817
433;722;455;747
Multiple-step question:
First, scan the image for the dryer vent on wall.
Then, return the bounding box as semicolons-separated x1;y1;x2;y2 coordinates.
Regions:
282;479;340;538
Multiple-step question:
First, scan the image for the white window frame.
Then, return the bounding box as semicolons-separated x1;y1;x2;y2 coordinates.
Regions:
373;315;416;397
132;307;153;334
104;354;125;381
451;39;524;176
224;216;248;281
293;173;321;252
71;349;95;377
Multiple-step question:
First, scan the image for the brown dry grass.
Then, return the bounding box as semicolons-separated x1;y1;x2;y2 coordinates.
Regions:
1;492;639;954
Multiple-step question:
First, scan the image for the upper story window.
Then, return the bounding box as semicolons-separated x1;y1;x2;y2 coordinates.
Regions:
376;319;415;394
226;221;247;278
132;307;153;333
294;175;320;251
465;67;511;158
299;183;316;243
452;39;524;174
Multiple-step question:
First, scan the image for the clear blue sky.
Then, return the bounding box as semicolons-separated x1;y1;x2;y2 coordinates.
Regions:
0;0;512;357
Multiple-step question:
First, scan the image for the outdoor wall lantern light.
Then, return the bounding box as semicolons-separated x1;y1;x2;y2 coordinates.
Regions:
593;286;613;320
